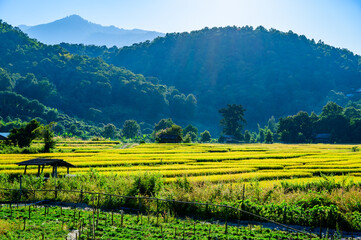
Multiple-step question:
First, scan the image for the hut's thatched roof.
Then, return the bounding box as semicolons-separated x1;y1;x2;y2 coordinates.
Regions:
17;158;75;168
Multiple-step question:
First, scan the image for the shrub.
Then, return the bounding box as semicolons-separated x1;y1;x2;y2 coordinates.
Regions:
129;172;163;196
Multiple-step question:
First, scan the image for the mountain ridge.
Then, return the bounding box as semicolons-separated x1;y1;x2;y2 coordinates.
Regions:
18;15;165;47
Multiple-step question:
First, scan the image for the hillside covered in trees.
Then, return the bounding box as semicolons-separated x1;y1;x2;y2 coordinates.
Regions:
62;26;361;131
2;20;361;136
0;20;197;135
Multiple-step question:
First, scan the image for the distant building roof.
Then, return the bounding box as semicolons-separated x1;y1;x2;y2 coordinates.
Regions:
0;132;9;140
315;133;331;139
224;135;235;138
158;134;180;139
314;133;331;143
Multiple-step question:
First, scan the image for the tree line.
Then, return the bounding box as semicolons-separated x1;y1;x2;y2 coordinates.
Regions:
277;101;361;143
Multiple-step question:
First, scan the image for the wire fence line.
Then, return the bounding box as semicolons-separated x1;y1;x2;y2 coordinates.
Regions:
0;187;318;238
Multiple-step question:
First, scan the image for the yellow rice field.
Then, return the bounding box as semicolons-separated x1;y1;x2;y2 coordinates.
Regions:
2;142;361;186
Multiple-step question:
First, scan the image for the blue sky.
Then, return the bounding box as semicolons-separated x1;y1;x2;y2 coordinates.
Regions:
0;0;361;55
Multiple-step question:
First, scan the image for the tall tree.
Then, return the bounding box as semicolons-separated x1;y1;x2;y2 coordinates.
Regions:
122;120;141;139
200;130;211;142
7;119;40;147
156;125;183;143
102;123;117;139
320;102;343;118
183;124;198;137
219;104;246;138
264;130;274;144
154;118;174;132
35;122;56;152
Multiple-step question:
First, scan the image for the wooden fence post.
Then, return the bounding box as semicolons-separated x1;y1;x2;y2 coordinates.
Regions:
242;184;245;202
80;189;83;202
92;194;95;240
138;197;142;212
54;187;57;200
225;207;228;234
156;199;159;215
319;214;322;238
19;176;22;201
97;193;100;208
183;221;185;240
121;210;124;227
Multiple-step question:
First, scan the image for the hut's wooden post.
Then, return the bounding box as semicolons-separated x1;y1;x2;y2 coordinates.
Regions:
67;167;69;174
41;165;44;174
37;165;41;176
19;176;22;200
24;165;28;174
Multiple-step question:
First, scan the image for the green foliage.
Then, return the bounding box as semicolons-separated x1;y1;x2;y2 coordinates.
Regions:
183;131;197;143
3;19;361;137
6;119;40;147
244;130;251;143
0;205;313;239
182;133;192;143
99;26;361;130
39;123;56;152
0;144;41;154
0;68;14;91
156;124;183;143
278;111;313;143
122;120;140;139
267;116;277;133
277;101;361;143
264;130;274;144
130;172;164;196
0;21;195;131
102;123;117;139
154;118;174;132
200;130;211;142
320;102;344;118
219;104;246;138
175;175;192;192
257;126;265;143
183;124;198;137
0;91;55;122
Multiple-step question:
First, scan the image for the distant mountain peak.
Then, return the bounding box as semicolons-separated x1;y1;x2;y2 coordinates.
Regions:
49;14;91;28
18;15;165;47
66;14;83;19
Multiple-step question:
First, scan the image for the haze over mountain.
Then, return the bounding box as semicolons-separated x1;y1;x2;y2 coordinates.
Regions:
18;15;165;47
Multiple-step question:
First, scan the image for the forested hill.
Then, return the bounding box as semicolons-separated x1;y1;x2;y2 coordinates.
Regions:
63;26;361;130
0;20;196;130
